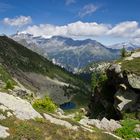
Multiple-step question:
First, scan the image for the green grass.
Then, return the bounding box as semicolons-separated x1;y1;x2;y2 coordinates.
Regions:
0;116;118;140
121;58;140;75
0;64;15;84
0;36;91;108
115;119;140;139
0;36;87;86
73;112;84;122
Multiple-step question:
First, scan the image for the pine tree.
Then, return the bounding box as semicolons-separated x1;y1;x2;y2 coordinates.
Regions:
121;46;126;58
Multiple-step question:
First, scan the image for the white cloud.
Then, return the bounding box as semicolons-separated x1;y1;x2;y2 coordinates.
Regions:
22;20;140;40
65;0;76;5
3;16;32;27
79;4;99;18
107;21;138;38
22;21;109;38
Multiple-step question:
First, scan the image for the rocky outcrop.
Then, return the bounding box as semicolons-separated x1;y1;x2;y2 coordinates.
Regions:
107;63;140;117
79;117;121;132
44;113;78;130
127;74;140;89
0;125;9;138
134;124;140;133
0;92;42;120
89;56;140;120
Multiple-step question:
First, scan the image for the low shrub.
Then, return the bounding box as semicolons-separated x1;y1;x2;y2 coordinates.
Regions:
13;121;43;140
33;96;57;113
115;119;140;139
74;112;84;122
5;80;14;90
34;117;45;123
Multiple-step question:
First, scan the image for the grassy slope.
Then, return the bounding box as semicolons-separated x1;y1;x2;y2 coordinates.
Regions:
0;116;118;140
0;36;91;108
0;64;14;83
0;36;82;84
121;58;140;75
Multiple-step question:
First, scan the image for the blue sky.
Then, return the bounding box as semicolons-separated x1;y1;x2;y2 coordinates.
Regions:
0;0;140;45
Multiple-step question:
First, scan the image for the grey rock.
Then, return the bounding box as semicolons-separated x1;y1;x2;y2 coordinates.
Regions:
134;124;140;133
127;74;140;90
0;125;9;138
109;64;122;74
79;117;121;132
44;113;78;130
7;112;13;117
114;89;138;112
0;92;42;120
0;115;6;120
0;105;9;112
100;118;121;132
55;108;64;115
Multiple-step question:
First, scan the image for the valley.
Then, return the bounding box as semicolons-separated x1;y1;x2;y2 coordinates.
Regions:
0;0;140;139
0;35;140;139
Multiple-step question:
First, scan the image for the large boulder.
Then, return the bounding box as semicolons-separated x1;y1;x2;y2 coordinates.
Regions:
0;92;42;120
0;125;9;138
79;117;121;132
127;74;140;90
114;88;138;112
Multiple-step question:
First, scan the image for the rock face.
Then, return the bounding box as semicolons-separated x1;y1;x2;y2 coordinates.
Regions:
89;55;140;119
106;63;140;117
44;113;78;130
0;92;42;120
127;74;140;89
79;117;121;132
114;89;138;112
134;124;140;133
0;125;9;138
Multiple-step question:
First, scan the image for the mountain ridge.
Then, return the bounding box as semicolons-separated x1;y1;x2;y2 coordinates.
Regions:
11;33;120;72
0;35;90;105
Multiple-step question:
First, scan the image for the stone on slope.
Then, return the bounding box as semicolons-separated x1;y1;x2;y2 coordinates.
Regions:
134;124;140;133
100;118;121;132
114;89;138;112
0;114;6;120
131;51;140;58
0;125;9;138
79;117;121;132
0;105;9;112
44;113;78;130
127;74;140;90
0;92;42;120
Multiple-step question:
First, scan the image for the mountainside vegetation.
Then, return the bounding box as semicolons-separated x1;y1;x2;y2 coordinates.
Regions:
0;35;90;106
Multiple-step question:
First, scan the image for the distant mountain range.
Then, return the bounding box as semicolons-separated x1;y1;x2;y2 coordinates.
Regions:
12;33;138;72
108;41;140;51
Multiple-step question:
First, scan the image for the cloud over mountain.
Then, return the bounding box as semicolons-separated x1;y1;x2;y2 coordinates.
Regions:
22;20;140;40
108;21;139;38
22;21;109;38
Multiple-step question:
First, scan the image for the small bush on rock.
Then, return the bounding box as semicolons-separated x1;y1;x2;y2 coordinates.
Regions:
33;96;57;113
74;112;84;122
5;79;14;90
